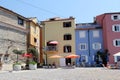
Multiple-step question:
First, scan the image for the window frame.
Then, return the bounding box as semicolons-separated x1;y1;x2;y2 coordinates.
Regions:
113;39;120;47
92;42;101;50
18;17;24;26
112;24;120;32
34;38;37;43
64;34;72;40
63;22;71;28
79;43;87;50
81;55;88;62
63;45;72;53
111;14;120;21
93;30;99;38
79;31;86;38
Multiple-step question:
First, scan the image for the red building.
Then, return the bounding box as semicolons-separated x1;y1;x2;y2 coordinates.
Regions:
96;12;120;64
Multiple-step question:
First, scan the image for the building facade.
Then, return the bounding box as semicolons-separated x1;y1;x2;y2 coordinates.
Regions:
96;13;120;64
27;17;41;63
41;17;76;66
0;6;28;63
75;23;104;66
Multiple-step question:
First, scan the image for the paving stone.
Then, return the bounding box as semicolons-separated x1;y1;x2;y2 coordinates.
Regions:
0;68;120;80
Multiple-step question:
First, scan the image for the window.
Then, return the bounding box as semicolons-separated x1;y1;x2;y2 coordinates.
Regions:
79;43;87;50
81;55;88;62
79;31;86;38
113;39;120;47
18;17;24;25
34;38;37;43
63;22;71;27
111;14;120;21
93;43;101;50
64;34;72;40
0;54;3;61
64;45;71;53
4;54;10;62
93;30;99;37
112;24;120;32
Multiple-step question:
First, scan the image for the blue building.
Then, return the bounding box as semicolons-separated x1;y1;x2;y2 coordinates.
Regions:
75;23;104;66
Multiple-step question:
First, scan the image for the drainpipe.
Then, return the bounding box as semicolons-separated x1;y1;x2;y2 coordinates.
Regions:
88;29;90;56
88;29;91;66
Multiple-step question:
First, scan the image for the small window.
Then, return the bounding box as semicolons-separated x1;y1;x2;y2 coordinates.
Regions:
93;43;101;50
63;22;71;27
64;34;72;40
64;45;71;53
18;17;24;25
113;39;120;47
79;43;87;50
112;24;120;32
79;31;86;38
34;38;37;43
93;30;99;38
111;14;120;21
4;54;10;62
81;55;88;62
0;54;3;61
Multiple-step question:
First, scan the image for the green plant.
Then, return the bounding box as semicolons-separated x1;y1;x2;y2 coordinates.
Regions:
12;49;25;62
13;62;21;66
29;61;37;65
28;47;38;62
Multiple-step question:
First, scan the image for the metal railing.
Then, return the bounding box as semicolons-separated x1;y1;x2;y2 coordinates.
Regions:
46;46;58;51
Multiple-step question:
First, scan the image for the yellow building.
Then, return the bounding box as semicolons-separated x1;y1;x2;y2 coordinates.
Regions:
41;17;76;66
27;17;41;63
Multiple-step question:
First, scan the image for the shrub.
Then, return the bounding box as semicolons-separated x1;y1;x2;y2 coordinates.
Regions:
29;61;37;65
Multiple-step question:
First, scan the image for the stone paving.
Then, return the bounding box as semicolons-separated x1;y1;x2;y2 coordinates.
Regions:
0;67;120;80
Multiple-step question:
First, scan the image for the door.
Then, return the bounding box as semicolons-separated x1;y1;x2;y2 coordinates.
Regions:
60;58;66;66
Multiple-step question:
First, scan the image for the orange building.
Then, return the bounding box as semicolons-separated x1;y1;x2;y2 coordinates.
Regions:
27;17;41;63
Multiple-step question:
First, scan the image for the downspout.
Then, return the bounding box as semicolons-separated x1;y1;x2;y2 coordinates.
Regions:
27;20;30;52
88;29;90;56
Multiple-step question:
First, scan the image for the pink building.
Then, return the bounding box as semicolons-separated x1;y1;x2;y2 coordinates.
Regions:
96;12;120;64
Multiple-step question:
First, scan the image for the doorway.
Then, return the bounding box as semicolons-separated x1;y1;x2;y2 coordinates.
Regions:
65;58;71;65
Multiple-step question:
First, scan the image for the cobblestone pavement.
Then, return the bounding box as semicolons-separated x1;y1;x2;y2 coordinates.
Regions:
0;67;120;80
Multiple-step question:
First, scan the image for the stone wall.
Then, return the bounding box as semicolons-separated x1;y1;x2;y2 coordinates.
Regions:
0;25;27;62
0;10;27;29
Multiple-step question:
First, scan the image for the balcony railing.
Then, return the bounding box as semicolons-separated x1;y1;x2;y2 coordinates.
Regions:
46;46;58;51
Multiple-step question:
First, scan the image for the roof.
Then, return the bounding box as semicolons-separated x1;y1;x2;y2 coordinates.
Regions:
41;16;75;23
0;6;28;21
96;12;120;17
76;23;102;30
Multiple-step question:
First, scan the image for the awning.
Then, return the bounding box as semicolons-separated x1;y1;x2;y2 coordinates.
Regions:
113;52;120;62
65;54;80;58
49;55;63;58
49;41;58;44
22;53;32;58
113;52;120;56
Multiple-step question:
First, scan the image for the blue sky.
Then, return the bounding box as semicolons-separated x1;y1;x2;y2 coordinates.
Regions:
0;0;120;23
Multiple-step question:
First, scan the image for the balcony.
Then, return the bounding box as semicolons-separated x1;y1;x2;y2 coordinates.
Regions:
46;46;58;52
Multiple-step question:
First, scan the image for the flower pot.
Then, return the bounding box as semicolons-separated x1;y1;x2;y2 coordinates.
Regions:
29;64;37;70
13;65;21;71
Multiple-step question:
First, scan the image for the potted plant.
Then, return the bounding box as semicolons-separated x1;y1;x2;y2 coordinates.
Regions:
13;62;21;71
12;49;24;71
29;61;37;70
27;47;38;70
